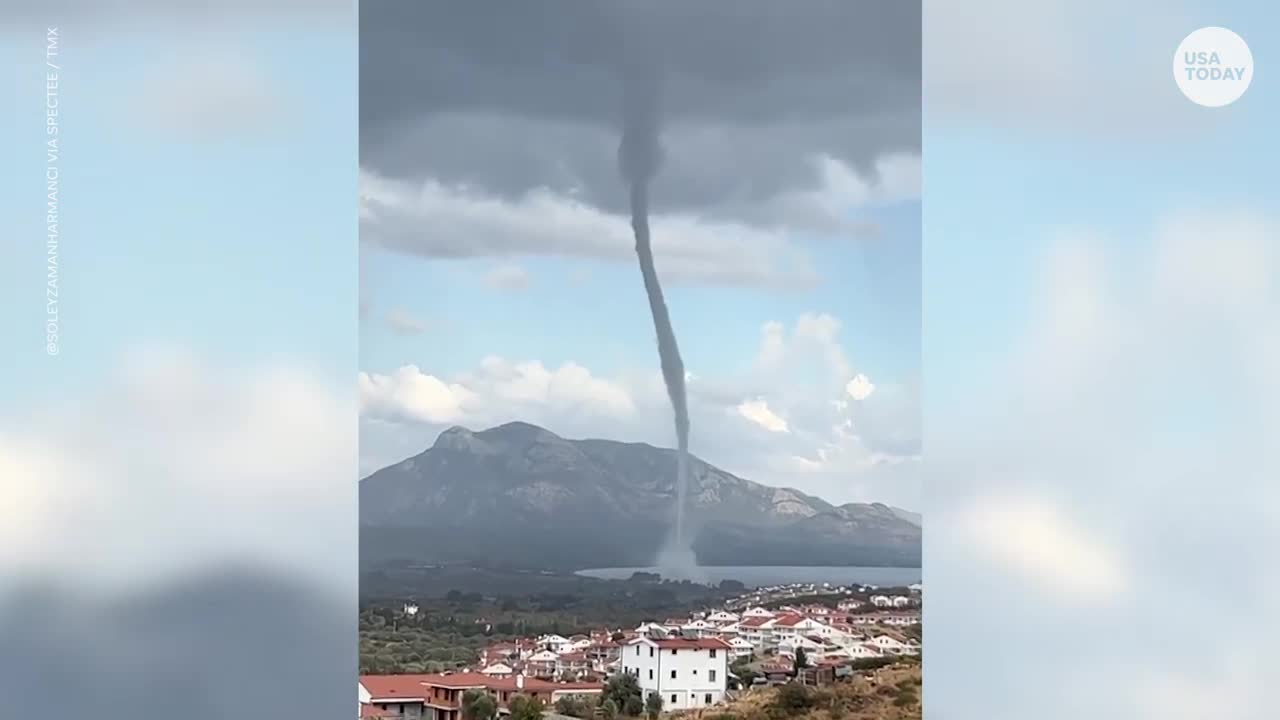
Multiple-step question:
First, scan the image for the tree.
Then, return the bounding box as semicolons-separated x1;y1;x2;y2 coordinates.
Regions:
555;696;593;719
462;690;497;720
645;691;663;719
793;647;809;671
604;673;642;713
508;695;545;720
600;698;619;720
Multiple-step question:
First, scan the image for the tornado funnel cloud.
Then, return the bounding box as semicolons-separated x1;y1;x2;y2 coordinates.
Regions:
619;50;692;558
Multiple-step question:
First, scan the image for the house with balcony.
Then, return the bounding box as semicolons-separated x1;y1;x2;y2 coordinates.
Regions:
360;673;602;720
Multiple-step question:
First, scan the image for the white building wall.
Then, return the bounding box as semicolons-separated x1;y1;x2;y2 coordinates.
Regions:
621;641;728;711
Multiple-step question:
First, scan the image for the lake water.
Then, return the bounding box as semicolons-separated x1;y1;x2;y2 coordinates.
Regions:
575;565;921;588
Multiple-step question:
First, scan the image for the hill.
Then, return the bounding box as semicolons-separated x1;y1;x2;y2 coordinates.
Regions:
360;421;921;571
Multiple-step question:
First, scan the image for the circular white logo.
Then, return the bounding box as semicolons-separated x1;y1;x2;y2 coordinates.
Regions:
1174;27;1253;107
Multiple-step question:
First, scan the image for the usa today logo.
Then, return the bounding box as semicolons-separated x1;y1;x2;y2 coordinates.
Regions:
1174;27;1253;107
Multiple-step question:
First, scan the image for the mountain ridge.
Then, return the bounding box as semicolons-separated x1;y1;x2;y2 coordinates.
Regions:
360;421;921;570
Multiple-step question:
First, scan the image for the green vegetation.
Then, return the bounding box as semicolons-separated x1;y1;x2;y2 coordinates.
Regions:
602;673;644;717
554;695;595;719
462;689;497;720
507;695;545;720
534;676;654;720
730;656;766;687
644;690;663;719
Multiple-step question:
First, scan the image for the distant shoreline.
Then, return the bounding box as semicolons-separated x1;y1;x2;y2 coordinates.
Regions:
575;565;922;588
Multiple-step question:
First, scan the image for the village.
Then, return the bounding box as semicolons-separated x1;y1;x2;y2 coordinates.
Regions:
359;583;922;719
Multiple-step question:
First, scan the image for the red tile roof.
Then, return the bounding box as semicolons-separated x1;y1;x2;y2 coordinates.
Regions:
772;614;808;627
639;638;732;650
359;675;436;701
739;616;771;628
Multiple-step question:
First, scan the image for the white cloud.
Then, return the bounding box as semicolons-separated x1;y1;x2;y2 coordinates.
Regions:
360;358;635;432
755;312;855;382
359;365;474;425
948;493;1127;603
845;374;875;401
0;345;354;591
735;398;790;433
483;264;532;292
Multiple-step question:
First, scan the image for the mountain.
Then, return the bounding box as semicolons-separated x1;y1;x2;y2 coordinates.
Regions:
359;421;921;571
889;506;922;527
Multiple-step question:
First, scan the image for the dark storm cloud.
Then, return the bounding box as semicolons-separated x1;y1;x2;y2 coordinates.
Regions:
359;0;920;218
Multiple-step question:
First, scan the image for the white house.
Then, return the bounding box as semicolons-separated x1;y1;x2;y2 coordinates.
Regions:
402;603;420;617
621;637;730;711
869;595;893;607
706;611;739;625
681;619;716;637
767;614;829;643
737;616;773;649
869;634;910;654
526;649;560;677
537;634;572;653
481;662;514;678
891;596;912;608
777;635;826;658
742;607;774;619
850;643;884;659
726;637;755;660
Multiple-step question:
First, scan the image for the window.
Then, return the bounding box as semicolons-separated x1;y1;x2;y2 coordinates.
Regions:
649;647;654;658
692;669;698;675
670;694;677;705
709;670;717;682
671;669;677;679
648;669;653;680
671;649;678;656
705;694;713;705
636;646;641;656
710;649;717;658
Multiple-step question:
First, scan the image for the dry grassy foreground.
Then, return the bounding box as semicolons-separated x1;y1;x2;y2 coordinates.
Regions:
669;663;922;720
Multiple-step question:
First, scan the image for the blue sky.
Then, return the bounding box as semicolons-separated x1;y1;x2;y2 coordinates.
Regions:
925;2;1278;717
0;27;356;406
0;15;358;599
